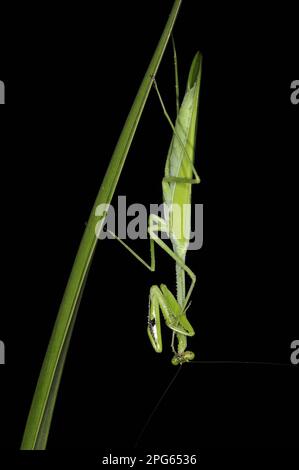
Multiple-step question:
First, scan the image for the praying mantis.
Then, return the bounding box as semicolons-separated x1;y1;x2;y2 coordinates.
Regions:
110;39;202;365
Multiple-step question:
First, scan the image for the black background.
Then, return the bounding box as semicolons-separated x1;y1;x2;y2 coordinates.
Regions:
0;0;298;464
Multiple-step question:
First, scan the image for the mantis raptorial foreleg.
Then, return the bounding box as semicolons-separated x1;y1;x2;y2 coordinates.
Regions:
148;284;194;353
108;225;195;358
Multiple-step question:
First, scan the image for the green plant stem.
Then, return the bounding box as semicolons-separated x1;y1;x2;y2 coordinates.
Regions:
21;0;183;450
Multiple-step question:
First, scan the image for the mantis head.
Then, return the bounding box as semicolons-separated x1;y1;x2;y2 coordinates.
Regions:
171;350;195;366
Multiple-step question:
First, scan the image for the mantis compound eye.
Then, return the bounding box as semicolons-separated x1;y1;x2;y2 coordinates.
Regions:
171;350;195;366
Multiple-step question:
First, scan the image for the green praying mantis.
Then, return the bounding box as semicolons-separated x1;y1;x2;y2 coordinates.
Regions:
109;39;202;365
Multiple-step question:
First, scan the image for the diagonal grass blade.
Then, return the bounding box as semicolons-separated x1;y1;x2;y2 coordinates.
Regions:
21;0;183;450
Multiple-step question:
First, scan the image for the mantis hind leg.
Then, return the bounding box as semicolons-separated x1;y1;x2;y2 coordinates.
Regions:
171;35;180;116
152;77;200;185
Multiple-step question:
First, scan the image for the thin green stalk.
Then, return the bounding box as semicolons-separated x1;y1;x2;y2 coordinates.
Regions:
21;0;183;450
